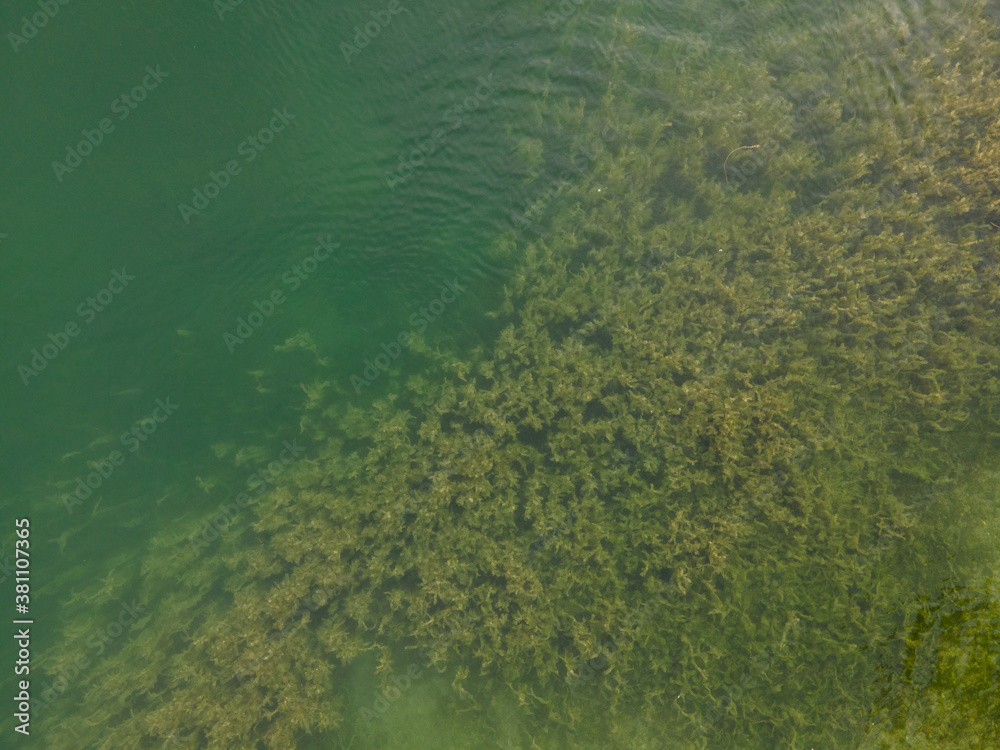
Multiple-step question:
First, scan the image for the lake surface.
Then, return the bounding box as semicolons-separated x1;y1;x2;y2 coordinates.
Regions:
1;0;999;747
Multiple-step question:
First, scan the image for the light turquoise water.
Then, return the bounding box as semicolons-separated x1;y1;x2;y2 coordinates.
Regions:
2;0;999;748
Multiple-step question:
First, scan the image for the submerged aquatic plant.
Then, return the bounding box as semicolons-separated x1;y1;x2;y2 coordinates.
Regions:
862;578;1000;749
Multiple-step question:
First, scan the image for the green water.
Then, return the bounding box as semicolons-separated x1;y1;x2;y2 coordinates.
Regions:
2;0;999;748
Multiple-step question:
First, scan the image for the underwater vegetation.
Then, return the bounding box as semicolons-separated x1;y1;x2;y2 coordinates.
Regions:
861;577;1000;749
37;1;1000;748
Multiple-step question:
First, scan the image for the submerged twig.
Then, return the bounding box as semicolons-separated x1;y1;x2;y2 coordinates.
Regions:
724;144;760;185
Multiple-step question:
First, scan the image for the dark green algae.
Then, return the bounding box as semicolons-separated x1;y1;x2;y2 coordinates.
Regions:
39;2;1000;748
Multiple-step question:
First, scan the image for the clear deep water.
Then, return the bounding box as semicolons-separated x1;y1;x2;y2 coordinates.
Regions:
1;1;999;748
